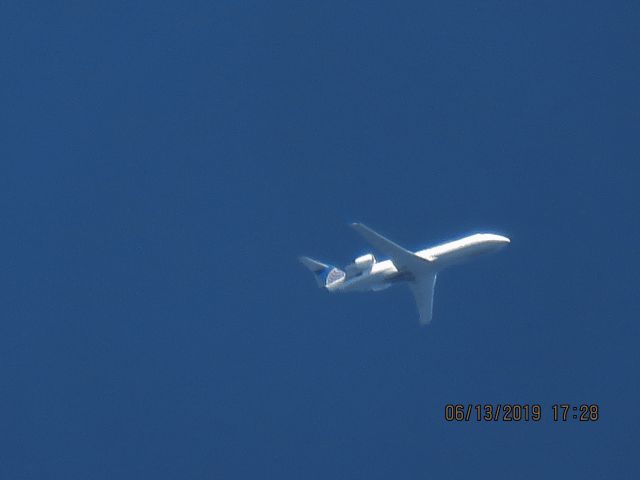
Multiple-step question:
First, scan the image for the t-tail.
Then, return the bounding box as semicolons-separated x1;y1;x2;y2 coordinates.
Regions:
299;256;345;290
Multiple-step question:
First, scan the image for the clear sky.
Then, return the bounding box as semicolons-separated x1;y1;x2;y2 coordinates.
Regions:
2;1;639;478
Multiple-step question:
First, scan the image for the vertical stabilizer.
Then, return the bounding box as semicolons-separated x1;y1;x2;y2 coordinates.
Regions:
299;256;345;288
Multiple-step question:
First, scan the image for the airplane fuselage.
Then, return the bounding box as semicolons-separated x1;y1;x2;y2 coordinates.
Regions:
330;233;509;293
300;223;510;324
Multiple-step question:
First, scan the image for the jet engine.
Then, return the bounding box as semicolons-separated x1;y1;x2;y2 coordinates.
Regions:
353;253;376;270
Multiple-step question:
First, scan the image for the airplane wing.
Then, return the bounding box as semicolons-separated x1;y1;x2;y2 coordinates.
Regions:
351;223;438;324
408;273;437;325
350;223;433;272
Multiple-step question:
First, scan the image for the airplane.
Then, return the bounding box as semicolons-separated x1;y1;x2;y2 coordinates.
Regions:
299;223;510;325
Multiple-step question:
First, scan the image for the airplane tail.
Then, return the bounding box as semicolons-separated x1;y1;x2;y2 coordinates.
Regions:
299;256;345;289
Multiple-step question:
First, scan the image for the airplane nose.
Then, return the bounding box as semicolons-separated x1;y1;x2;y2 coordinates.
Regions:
496;235;510;244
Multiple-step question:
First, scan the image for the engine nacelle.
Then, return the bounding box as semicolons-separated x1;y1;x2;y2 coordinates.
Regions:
354;253;376;270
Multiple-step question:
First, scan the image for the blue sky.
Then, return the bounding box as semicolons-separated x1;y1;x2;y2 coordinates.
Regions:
2;1;639;478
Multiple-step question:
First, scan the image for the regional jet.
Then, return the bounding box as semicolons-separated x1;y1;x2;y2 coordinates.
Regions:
300;223;510;325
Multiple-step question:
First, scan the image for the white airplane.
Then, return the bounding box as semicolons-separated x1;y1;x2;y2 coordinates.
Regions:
300;223;510;325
